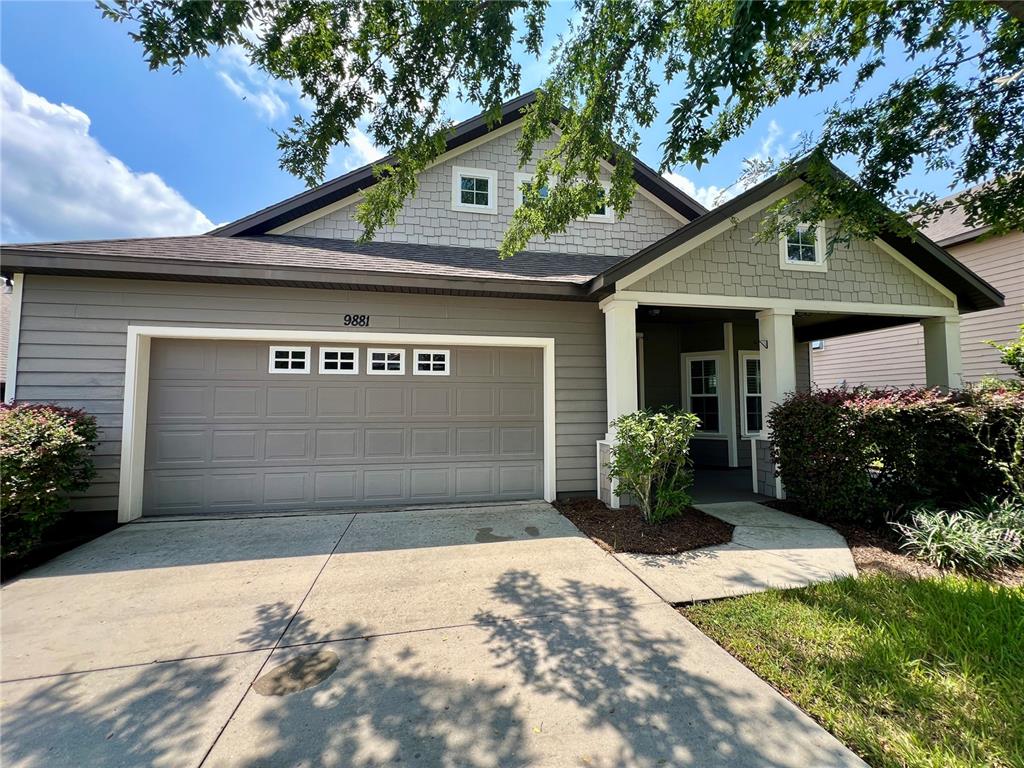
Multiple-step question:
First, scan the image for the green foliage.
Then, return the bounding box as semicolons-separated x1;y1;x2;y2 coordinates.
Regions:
1;404;99;559
100;1;1023;255
684;574;1024;768
893;500;1024;572
607;409;699;524
986;324;1024;378
768;388;1024;523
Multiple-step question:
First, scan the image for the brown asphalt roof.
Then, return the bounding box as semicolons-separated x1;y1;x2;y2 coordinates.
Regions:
0;234;621;285
917;188;990;247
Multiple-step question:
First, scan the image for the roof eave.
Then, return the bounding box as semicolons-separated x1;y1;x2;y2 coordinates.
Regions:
0;248;595;300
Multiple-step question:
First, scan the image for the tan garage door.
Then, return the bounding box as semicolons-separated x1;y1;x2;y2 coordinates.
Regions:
142;339;544;515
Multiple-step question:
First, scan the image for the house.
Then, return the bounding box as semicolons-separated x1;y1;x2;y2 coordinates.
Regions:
811;191;1023;388
0;92;1002;519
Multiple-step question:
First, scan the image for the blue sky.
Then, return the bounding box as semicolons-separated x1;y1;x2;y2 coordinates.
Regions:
0;1;961;244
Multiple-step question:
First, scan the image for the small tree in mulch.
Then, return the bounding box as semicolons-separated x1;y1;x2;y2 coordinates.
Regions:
607;409;700;524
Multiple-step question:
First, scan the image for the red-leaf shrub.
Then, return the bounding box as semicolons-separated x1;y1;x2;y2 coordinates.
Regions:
768;387;1024;523
0;403;98;559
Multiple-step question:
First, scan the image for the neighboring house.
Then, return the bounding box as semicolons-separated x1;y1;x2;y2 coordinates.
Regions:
812;192;1023;388
0;92;1002;517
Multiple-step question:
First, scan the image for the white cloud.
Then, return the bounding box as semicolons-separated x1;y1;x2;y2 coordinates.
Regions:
343;128;384;169
754;119;785;162
0;66;213;244
213;42;313;121
217;70;288;121
661;171;732;210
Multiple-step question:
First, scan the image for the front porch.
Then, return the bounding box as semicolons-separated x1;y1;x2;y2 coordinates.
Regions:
598;296;964;505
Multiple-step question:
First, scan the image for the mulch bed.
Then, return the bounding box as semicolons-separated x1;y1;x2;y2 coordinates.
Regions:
554;496;734;555
1;512;118;583
761;499;1024;588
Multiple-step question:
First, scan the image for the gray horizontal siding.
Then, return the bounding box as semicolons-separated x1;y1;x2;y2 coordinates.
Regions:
15;275;608;513
812;231;1024;387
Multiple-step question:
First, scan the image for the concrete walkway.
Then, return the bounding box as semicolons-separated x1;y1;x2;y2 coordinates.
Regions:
616;502;858;603
1;501;864;767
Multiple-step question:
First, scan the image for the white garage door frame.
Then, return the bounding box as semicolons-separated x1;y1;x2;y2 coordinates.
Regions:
118;325;557;522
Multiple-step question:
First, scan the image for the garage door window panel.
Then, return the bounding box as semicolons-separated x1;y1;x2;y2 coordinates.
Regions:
369;349;405;375
269;346;311;374
414;349;450;375
320;347;359;374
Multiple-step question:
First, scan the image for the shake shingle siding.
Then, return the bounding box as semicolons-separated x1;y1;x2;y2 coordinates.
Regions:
630;214;954;308
289;126;684;257
16;275;608;512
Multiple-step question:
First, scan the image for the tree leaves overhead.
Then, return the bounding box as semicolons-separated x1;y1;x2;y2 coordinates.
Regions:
100;0;1022;255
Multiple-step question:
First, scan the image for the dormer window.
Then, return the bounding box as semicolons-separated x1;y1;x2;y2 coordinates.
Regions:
513;172;550;208
451;167;497;213
780;222;826;272
587;182;613;222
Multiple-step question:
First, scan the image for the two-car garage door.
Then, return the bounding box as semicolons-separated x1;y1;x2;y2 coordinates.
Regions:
141;339;545;516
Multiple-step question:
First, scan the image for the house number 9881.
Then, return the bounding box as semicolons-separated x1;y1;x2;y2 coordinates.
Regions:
343;314;370;327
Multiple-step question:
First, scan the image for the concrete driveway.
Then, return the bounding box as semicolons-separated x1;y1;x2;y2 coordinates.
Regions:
1;501;864;767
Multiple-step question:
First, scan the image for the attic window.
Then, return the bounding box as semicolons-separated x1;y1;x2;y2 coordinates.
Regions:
452;167;497;213
587;182;613;222
514;172;550;208
780;222;827;272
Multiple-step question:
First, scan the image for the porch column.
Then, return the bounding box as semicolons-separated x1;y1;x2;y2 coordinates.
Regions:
921;315;963;389
756;308;796;498
602;299;639;438
757;308;797;420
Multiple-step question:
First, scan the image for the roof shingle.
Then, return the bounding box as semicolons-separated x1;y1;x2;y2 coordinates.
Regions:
2;234;621;285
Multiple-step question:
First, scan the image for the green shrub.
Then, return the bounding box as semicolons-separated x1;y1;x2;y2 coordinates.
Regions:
893;499;1024;572
607;409;700;523
1;403;98;559
769;387;1024;523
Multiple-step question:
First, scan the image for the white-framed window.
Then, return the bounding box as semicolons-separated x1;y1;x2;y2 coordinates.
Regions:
810;339;825;351
368;348;405;375
587;181;613;222
682;354;724;434
413;349;450;375
779;222;827;272
739;352;763;437
451;166;497;213
513;172;551;208
268;346;311;374
320;347;359;374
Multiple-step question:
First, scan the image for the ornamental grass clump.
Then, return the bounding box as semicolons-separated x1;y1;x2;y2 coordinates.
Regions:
607;409;700;524
893;498;1024;572
0;403;98;559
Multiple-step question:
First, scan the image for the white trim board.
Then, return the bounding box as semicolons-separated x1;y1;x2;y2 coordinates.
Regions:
608;290;959;318
4;273;24;403
117;326;558;522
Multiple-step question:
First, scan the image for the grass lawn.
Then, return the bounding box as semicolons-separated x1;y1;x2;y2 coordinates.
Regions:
682;573;1024;768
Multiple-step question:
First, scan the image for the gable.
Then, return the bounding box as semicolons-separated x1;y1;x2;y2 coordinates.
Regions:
213;91;705;241
628;211;955;309
281;125;686;258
